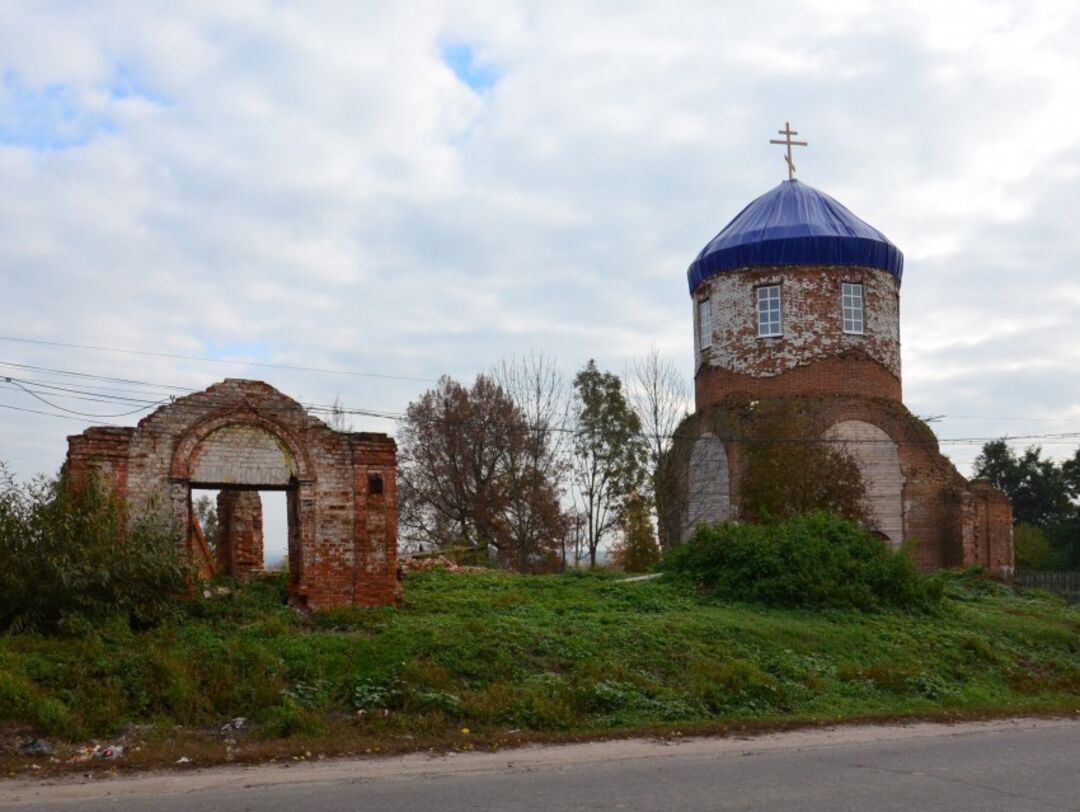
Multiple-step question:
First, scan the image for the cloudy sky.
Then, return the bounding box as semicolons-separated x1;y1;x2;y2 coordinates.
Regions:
3;0;1080;498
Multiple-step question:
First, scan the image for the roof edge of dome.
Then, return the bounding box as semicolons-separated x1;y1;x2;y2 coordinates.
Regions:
686;180;904;295
687;235;904;295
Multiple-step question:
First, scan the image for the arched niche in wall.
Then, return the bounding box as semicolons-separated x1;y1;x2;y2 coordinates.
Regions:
823;420;904;548
686;433;731;539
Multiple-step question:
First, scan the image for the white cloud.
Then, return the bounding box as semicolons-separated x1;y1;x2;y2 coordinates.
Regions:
1;0;1079;482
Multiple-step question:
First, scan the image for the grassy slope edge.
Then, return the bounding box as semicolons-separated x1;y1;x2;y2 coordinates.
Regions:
1;568;1078;774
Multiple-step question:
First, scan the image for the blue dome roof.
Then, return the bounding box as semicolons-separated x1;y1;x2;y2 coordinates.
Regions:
687;179;903;294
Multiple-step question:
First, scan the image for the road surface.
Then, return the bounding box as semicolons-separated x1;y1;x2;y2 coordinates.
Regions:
1;717;1078;811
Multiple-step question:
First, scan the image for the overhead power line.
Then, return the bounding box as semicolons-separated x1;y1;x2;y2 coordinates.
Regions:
2;357;1080;450
0;402;120;426
0;335;439;384
1;377;170;418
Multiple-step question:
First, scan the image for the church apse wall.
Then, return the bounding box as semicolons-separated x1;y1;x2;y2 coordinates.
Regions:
65;379;399;609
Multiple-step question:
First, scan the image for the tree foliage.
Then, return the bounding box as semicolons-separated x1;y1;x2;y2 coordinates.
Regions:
194;494;219;551
0;463;190;634
609;492;661;573
493;353;572;572
973;441;1073;529
1013;523;1055;570
973;440;1080;568
571;360;646;568
738;405;869;526
629;348;689;546
397;374;567;571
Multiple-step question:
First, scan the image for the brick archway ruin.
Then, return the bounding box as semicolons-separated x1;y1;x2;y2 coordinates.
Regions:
65;379;399;609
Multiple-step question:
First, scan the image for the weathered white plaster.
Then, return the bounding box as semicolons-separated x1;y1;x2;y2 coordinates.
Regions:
694;266;900;378
190;424;298;486
686;433;731;539
824;419;905;548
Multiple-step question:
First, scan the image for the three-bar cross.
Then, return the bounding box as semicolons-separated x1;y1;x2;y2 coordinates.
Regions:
769;122;808;180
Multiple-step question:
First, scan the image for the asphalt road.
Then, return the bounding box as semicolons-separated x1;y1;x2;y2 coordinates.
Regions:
2;718;1078;811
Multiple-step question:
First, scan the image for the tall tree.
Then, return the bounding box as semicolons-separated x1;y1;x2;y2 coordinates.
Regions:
571;360;646;568
609;491;661;573
973;441;1073;529
974;439;1080;568
629;347;689;545
493;353;571;571
397;374;565;570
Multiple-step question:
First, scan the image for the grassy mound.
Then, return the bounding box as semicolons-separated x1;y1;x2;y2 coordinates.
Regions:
0;563;1077;764
663;513;940;612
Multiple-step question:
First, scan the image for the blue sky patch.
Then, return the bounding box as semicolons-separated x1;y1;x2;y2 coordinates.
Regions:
109;63;171;106
0;70;113;150
440;43;499;93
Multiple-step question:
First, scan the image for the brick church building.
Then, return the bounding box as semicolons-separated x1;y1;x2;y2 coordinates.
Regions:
662;177;1013;573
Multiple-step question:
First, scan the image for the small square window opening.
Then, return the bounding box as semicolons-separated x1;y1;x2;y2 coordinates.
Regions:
756;285;782;337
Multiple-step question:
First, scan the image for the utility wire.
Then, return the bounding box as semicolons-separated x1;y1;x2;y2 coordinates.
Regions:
0;336;438;384
3;359;1080;449
0;402;120;426
0;361;196;394
1;377;168;418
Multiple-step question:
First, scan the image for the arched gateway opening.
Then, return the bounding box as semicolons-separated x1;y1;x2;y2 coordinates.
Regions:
65;379;399;609
181;422;304;584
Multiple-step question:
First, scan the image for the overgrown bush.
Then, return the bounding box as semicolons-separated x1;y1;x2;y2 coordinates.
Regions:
737;402;869;525
662;512;940;612
0;463;190;634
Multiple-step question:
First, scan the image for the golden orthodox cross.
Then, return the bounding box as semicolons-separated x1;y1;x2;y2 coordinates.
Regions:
769;122;807;180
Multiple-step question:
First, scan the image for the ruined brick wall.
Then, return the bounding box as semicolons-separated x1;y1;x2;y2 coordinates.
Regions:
64;427;134;501
693;265;901;407
65;379;399;609
665;395;1013;574
695;356;901;410
949;482;1014;573
216;490;264;579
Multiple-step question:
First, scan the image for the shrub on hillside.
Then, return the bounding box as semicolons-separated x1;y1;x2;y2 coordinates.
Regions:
0;463;190;634
662;512;940;612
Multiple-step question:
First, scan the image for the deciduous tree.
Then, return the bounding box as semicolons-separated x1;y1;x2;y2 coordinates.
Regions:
397;374;566;571
629;347;689;546
610;491;661;572
571;360;646;568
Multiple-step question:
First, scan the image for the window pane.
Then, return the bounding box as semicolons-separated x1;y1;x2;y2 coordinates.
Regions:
757;285;781;337
842;283;863;334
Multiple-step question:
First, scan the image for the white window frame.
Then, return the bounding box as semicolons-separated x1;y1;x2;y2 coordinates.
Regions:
842;282;864;335
698;299;712;350
756;285;782;338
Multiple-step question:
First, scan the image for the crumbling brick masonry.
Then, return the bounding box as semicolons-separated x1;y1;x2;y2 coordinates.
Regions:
65;379;398;609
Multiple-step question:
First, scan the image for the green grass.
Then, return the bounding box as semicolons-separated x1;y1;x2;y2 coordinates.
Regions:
1;568;1078;758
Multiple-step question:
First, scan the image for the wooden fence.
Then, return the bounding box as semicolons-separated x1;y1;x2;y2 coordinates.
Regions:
1011;570;1080;602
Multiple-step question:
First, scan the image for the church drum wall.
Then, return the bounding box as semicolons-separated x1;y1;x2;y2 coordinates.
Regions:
694;265;901;408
